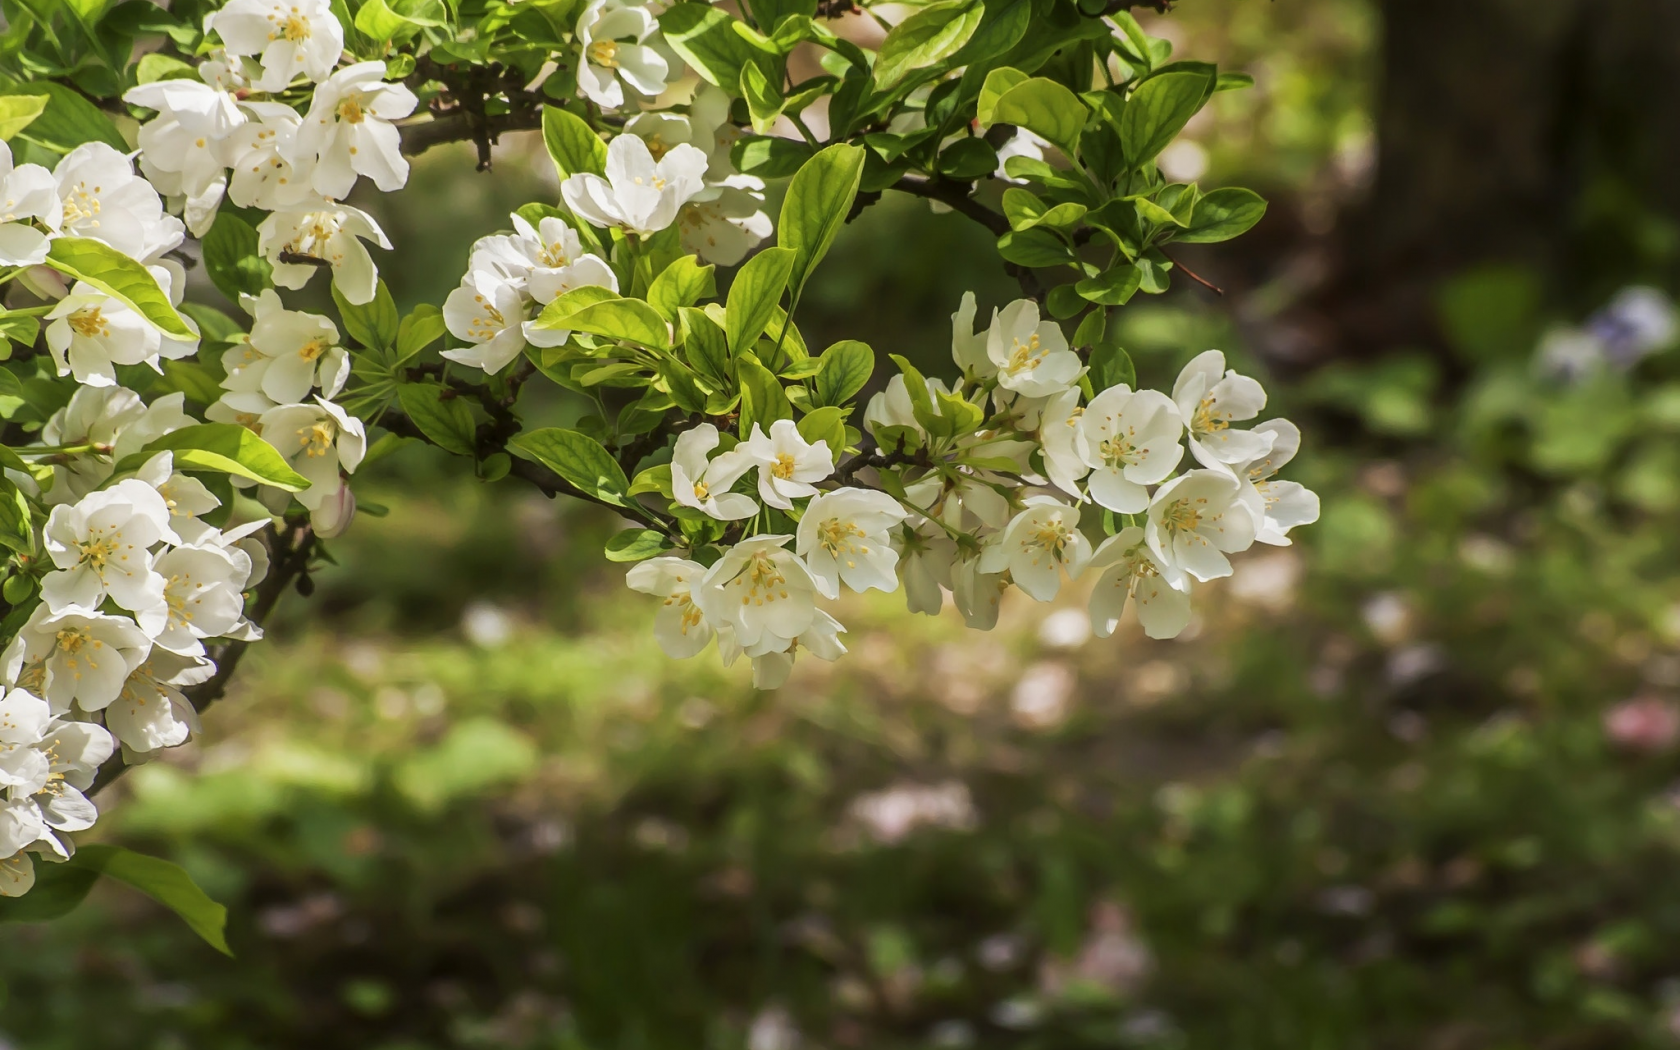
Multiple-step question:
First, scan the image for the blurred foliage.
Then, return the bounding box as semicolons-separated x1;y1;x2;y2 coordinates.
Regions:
13;1;1680;1047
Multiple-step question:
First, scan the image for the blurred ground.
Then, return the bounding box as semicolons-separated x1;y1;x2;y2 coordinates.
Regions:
10;1;1680;1048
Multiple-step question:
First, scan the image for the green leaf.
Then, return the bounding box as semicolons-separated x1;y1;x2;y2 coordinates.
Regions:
873;0;983;90
726;246;796;354
70;846;231;956
142;423;312;491
354;0;417;40
201;212;271;302
397;383;476;456
1119;70;1211;166
679;306;731;384
655;355;709;413
1176;186;1267;244
509;428;631;507
738;62;784;135
45;238;194;341
997;228;1075;267
135;54;198;84
980;74;1087;157
659;3;763;90
796;405;846;455
732;136;815;179
976;67;1029;127
937;137;999;180
1090;339;1135;392
541;105;607;178
332;280;399;350
0;82;126;152
778;143;866;302
1076;263;1141;305
605;528;670;562
648;256;715;320
396;304;447;359
1215;71;1254;92
0;94;46;141
0;312;39;352
737;355;791;433
813;339;873;407
0;862;99;924
1133;197;1185;228
536;296;671;349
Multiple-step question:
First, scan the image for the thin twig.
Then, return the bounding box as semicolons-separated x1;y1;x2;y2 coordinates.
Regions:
1159;249;1224;296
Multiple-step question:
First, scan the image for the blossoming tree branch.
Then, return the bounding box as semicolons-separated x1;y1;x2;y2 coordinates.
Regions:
0;0;1317;939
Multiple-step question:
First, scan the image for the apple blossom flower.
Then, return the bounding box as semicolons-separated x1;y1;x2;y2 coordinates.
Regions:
670;423;756;520
897;520;955;615
0;141;61;266
225;101;311;211
1144;468;1256;582
987;299;1082;397
0;690;114;883
695;536;822;655
561;134;709;237
575;0;674;111
258;201;389;304
52;142;184;262
1233;419;1320;546
1038;387;1090;497
796;488;908;598
295;61;417;198
123;78;245;235
950;292;993;380
223;290;347;406
40;478;179;623
105;651;211;754
1171;349;1275;471
258;397;365;509
208;0;346;92
979;497;1092;602
741;420;833;511
133;451;226;544
441;271;531;375
626;556;715;659
720;609;847;689
1087;527;1191;640
678;178;772;266
309;478;357;538
1075;386;1184;513
864;373;953;443
150;544;254;656
3;605;153;715
951;552;1007;630
45;283;164;387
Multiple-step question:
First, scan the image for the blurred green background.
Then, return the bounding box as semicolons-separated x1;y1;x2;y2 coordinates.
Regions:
10;0;1680;1047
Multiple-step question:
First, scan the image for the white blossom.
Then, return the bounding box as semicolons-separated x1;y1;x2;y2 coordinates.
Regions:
1075;386;1184;512
105;651;210;754
258;397;366;510
721;609;847;689
741;419;833;511
123;78;245;235
295;61;417;198
1088;527;1191;640
897;521;955;615
670;423;755;520
222;289;347;408
979;497;1092;602
796;488;908;598
52;142;184;262
679;178;772;266
0;689;114;891
1234;419;1320;546
951;552;1007;630
561;134;709;237
626;556;714;658
40;478;178;624
45;283;163;387
987;300;1081;397
150;543;253;656
0;141;61;266
208;0;345;92
695;536;822;656
441;270;531;374
258;201;389;304
1171;349;1274;471
1144;468;1255;582
575;0;673;110
225;101;310;210
3;605;153;715
951;292;992;380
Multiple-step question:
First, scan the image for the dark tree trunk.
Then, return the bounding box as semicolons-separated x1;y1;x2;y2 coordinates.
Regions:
1242;0;1680;369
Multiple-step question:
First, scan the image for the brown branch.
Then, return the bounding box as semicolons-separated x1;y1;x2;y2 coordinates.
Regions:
398;109;545;158
1160;248;1225;296
90;521;317;796
889;174;1010;238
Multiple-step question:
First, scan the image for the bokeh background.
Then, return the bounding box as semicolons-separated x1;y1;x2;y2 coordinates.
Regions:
9;0;1680;1046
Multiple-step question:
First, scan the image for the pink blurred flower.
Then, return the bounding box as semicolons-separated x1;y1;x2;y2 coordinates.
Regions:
1604;696;1680;753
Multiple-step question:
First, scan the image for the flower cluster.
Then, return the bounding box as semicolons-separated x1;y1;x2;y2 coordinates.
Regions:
626;296;1319;684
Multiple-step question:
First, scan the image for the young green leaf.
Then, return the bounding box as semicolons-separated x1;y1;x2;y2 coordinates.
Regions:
0;94;46;141
778;143;866;302
541;105;607;178
737;61;785;135
813;339;874;407
1075;263;1142;306
873;0;983;90
1176;186;1267;243
201;212;272;303
1119;69;1213;166
395;304;448;359
537;297;672;349
796;405;847;454
142;424;312;491
70;846;231;957
726;246;796;354
737;355;791;433
983;76;1088;158
397;383;477;456
509;428;632;507
659;3;763;90
0;82;127;152
605;528;670;562
332;280;400;351
679;306;732;384
648;256;716;320
45;238;195;341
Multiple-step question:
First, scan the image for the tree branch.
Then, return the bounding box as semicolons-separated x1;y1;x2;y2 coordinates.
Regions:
398;109;545;158
889;174;1010;237
90;522;317;796
1159;248;1225;296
